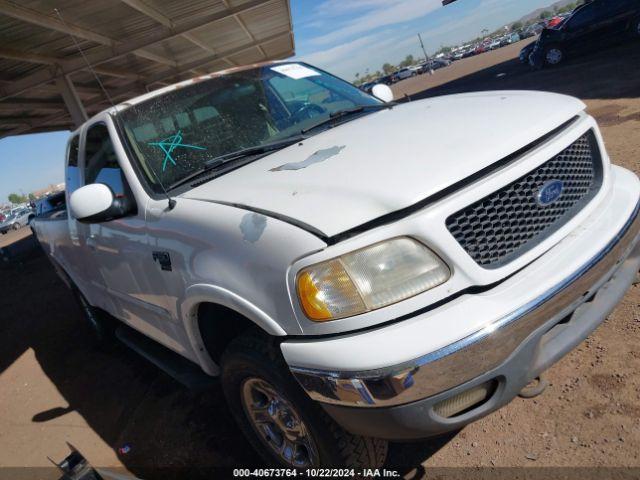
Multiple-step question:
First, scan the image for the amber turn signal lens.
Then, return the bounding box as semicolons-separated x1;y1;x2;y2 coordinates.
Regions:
297;271;332;321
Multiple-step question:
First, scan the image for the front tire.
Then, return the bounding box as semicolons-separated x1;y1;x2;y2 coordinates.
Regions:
12;223;20;231
221;331;388;469
543;45;564;66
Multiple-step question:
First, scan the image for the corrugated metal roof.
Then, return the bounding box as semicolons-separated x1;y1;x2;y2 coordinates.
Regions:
0;0;294;138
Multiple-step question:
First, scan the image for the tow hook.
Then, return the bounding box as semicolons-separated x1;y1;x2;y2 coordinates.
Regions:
518;373;549;398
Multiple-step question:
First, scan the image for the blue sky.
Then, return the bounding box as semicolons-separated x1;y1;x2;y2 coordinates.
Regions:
1;131;68;203
0;0;559;204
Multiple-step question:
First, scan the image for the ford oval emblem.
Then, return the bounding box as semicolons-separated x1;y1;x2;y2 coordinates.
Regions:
537;180;564;206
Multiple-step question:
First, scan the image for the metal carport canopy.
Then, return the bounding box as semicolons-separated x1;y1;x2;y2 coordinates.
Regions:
0;0;295;139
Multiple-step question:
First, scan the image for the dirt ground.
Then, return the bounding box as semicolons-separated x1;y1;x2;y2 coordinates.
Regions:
1;39;640;479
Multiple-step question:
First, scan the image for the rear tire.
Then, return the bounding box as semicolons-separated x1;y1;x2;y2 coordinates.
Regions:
12;223;20;231
220;330;388;469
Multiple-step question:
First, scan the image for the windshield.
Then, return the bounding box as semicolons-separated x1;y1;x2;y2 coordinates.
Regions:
118;62;381;192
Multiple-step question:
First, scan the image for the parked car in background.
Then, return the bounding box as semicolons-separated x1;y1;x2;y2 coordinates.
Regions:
0;208;33;234
547;16;564;28
359;81;376;94
520;41;537;64
430;58;451;69
35;191;66;218
508;32;521;44
417;62;430;74
393;67;416;82
377;74;394;85
531;0;640;68
489;39;502;50
420;59;448;73
519;27;535;39
522;22;545;39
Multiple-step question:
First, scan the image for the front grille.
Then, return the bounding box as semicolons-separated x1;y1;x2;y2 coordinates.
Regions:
446;130;603;268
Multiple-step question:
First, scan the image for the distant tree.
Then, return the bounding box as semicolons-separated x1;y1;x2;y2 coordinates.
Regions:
382;63;395;75
539;10;553;20
8;193;27;204
559;2;579;13
399;54;415;68
511;21;523;31
28;193;36;201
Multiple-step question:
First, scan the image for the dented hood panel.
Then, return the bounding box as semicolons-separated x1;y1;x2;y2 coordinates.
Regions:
182;91;586;238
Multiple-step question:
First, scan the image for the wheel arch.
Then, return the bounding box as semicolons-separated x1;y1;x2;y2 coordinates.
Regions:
181;284;287;376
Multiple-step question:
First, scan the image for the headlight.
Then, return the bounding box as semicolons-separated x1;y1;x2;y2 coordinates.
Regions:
296;237;450;321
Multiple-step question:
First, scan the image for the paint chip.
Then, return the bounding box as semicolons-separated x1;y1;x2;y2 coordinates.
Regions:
240;213;267;243
270;145;345;172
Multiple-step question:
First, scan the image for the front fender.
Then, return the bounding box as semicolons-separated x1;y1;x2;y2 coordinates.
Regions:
179;283;288;376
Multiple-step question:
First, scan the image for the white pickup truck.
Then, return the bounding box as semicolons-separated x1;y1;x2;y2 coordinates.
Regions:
34;61;640;469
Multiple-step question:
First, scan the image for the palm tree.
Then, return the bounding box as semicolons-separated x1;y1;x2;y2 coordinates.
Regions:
382;63;394;75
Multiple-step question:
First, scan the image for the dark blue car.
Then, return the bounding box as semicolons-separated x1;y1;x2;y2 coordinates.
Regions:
531;0;640;68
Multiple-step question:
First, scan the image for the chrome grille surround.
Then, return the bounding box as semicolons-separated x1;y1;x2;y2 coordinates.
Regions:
446;130;603;268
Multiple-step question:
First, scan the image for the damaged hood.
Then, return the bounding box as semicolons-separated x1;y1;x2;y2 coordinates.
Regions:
182;91;585;239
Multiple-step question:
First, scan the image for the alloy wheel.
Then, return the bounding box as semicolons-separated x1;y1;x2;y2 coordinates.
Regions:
546;48;563;65
241;377;319;467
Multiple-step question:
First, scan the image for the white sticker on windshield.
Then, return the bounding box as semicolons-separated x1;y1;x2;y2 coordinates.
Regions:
271;63;320;80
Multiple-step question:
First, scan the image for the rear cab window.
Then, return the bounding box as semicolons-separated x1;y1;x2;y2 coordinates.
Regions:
566;3;597;29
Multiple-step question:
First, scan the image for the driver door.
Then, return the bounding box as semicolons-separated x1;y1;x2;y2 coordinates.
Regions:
79;121;175;345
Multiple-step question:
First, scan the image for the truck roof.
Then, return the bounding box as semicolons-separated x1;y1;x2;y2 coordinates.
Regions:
74;59;288;134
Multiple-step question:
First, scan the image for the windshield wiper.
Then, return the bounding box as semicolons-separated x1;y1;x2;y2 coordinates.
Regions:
301;103;395;134
167;135;306;191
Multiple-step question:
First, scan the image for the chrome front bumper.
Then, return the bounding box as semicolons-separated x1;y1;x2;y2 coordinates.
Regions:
290;200;640;408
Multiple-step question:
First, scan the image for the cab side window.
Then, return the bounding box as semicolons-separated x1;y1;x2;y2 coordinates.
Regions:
84;124;129;199
66;135;81;196
567;4;597;29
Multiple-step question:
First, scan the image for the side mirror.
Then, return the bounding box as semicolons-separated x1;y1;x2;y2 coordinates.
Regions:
70;183;133;223
371;84;394;103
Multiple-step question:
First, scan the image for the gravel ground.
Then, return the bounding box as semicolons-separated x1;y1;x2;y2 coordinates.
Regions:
0;38;639;479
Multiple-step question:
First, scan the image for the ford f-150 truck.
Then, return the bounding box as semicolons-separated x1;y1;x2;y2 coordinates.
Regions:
33;61;640;469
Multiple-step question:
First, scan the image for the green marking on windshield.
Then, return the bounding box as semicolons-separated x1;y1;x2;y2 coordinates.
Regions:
148;131;207;171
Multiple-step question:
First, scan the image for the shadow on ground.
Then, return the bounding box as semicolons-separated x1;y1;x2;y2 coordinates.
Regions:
408;40;640;101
